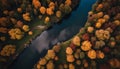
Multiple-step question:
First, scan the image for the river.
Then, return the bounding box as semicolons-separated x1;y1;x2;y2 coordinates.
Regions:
11;0;96;69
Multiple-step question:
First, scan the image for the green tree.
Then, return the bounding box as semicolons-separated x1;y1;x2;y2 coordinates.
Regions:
64;5;72;14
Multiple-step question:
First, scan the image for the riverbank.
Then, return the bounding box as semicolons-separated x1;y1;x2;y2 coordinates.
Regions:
0;0;80;69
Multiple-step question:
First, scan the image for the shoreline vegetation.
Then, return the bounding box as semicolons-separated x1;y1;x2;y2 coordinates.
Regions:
34;0;120;69
0;0;80;68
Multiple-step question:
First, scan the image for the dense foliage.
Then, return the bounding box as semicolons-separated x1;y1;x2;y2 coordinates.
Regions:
0;0;79;68
34;0;120;69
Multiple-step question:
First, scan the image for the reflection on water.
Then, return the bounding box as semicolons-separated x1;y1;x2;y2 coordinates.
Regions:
11;0;96;69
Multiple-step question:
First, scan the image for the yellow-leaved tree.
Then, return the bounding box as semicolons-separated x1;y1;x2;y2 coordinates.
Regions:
28;31;33;35
56;10;62;18
44;16;50;24
22;25;30;32
8;28;24;40
23;12;31;21
0;44;16;57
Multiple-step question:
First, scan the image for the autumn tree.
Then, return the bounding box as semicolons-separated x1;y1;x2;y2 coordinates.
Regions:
10;18;17;24
65;0;72;6
0;44;16;56
23;12;31;21
15;20;24;28
0;27;8;33
49;2;55;10
59;3;65;12
9;11;15;17
64;5;72;14
39;6;46;14
0;36;6;41
32;0;41;9
28;31;33;35
33;8;38;15
3;10;9;15
26;4;32;12
8;28;24;40
0;17;11;27
22;25;30;32
17;7;22;13
44;16;50;24
46;8;54;15
56;10;62;18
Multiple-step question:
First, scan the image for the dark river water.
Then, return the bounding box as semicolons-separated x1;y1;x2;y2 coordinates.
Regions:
11;0;96;69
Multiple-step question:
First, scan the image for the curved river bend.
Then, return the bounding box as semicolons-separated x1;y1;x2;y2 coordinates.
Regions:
11;0;96;69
